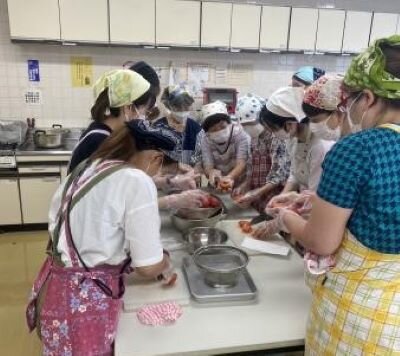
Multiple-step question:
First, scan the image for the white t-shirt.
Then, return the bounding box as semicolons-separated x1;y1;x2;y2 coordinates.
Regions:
49;165;164;268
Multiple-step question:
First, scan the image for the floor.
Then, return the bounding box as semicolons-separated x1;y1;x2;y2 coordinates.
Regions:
0;230;46;356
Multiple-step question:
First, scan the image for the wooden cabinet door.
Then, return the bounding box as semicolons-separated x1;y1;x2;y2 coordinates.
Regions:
260;6;290;50
230;4;261;49
342;11;373;53
201;2;232;48
316;9;345;53
289;8;318;51
0;178;22;225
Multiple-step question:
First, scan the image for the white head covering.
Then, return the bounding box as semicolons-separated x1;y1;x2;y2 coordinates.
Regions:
236;94;266;124
266;86;305;122
201;100;229;121
93;69;150;108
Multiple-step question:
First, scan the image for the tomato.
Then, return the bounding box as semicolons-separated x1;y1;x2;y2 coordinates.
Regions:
208;197;220;208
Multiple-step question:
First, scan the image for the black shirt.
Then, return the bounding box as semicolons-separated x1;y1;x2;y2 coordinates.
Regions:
68;122;112;173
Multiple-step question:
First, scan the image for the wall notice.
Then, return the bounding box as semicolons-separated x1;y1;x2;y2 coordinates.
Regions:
71;57;93;87
28;60;40;82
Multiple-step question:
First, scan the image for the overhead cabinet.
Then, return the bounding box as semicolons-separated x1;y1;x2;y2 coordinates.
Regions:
369;12;399;44
342;11;372;53
59;0;109;43
316;9;345;53
289;8;318;52
156;0;200;47
7;0;60;40
109;0;155;45
201;2;232;48
260;6;290;50
230;4;261;50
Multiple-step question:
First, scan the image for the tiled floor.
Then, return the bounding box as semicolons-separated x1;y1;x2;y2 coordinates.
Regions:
0;230;46;355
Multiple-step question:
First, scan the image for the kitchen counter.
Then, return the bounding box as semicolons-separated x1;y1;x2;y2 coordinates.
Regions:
115;207;312;356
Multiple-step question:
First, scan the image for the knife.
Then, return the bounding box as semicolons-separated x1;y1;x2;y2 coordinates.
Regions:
250;212;274;226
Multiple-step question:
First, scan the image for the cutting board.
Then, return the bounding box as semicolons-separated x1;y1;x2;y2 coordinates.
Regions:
123;269;190;312
217;220;288;256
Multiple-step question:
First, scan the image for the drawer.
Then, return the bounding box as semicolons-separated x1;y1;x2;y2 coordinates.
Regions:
18;165;60;174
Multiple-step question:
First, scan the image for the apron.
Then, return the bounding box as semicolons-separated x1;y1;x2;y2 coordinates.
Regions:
26;160;132;356
250;132;283;212
305;123;400;355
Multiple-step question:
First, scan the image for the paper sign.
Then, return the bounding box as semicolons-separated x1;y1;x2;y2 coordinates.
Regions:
28;60;40;82
71;57;93;87
187;63;209;97
241;237;290;256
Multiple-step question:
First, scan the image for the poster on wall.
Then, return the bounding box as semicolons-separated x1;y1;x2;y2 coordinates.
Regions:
70;57;93;87
28;60;40;82
187;63;209;97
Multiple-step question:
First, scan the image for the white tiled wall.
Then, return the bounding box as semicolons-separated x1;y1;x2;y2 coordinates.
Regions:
0;0;352;128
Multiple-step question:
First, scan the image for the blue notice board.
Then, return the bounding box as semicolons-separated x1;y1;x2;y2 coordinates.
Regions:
28;60;40;82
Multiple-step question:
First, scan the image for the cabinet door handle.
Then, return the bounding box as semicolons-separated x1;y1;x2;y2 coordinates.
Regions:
41;177;59;182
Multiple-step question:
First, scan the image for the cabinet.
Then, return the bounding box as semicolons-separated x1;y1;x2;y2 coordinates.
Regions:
0;178;22;225
201;2;232;48
260;6;290;51
342;11;372;53
370;13;399;45
289;8;318;52
60;165;68;181
7;0;60;40
20;177;60;224
59;0;109;42
109;0;155;45
156;0;200;47
316;9;345;53
230;4;261;49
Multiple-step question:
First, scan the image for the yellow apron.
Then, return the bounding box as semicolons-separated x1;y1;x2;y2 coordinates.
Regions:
306;124;400;355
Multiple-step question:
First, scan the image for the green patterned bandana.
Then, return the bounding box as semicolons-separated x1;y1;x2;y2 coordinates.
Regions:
93;69;150;107
344;35;400;99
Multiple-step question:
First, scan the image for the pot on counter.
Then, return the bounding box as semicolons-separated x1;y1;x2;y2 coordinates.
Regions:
171;208;226;233
34;124;68;149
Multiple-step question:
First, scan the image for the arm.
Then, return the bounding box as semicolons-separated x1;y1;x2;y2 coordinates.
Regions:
307;141;334;192
226;159;246;180
228;129;251;180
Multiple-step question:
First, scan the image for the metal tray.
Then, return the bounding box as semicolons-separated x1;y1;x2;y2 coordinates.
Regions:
182;256;258;304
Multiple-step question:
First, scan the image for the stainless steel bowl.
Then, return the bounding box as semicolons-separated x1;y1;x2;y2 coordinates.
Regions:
171;208;226;233
183;227;228;253
175;194;223;220
193;245;249;288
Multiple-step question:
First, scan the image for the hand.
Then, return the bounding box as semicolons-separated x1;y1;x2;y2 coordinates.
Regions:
217;176;234;193
164;190;206;209
234;189;260;207
251;219;280;240
276;208;299;233
292;191;315;217
232;183;249;198
265;191;301;217
157;254;177;287
170;171;200;190
208;169;222;188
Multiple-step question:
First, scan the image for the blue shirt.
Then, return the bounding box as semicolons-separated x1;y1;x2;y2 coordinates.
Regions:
317;125;400;254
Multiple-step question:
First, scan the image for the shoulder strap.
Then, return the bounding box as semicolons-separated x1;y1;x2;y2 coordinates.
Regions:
379;123;400;134
51;164;128;258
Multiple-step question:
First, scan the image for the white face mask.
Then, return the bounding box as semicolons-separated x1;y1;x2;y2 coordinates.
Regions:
309;114;341;141
243;123;264;139
208;125;231;144
172;111;190;124
346;93;364;133
274;129;290;140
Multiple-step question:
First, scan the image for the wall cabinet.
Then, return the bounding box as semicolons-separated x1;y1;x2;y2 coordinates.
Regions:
201;2;232;48
316;9;345;53
20;176;60;224
289;8;318;51
230;4;261;50
0;178;22;225
156;0;200;47
369;12;399;44
260;6;290;50
109;0;155;45
59;0;109;43
342;11;372;53
7;0;60;40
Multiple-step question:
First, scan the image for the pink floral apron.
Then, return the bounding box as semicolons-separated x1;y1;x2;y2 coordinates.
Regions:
26;160;132;356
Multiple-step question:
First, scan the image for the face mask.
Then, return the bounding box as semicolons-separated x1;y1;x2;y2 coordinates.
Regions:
346;93;364;134
309;114;341;141
243;123;264;139
172;111;190;124
274;129;290;140
208;125;231;144
145;155;163;176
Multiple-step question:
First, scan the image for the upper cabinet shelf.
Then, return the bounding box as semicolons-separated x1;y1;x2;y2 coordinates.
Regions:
316;9;345;53
342;11;373;54
289;8;319;52
369;12;399;45
230;4;261;50
260;6;291;51
156;0;200;47
201;1;232;48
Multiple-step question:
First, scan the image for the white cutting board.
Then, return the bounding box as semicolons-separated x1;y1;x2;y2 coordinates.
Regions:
123;269;190;312
217;220;287;256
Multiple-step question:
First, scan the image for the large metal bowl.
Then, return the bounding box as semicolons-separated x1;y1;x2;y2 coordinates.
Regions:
175;194;223;220
183;227;228;254
171;208;226;233
193;245;249;288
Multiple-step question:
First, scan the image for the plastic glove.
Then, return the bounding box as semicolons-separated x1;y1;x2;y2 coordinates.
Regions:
217;176;234;193
170;171;200;190
232;183;249;198
292;191;315;217
251;218;280;240
208;169;222;187
156;252;177;287
164;190;205;209
234;189;261;207
265;191;301;217
276;208;299;233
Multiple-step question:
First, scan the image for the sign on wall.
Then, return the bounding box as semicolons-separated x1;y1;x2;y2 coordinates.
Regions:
27;59;40;82
70;57;93;87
